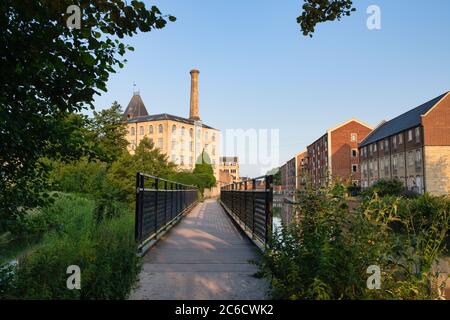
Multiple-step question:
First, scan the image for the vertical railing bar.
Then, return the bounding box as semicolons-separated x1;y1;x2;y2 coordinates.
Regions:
252;179;256;239
154;177;159;236
244;180;247;231
164;180;168;229
135;172;142;242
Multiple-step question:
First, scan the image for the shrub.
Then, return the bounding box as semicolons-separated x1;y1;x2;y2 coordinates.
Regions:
362;178;405;197
257;184;450;300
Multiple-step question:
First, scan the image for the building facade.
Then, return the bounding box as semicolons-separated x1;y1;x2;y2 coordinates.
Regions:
124;70;221;181
359;92;450;195
219;156;240;183
295;150;308;190
279;157;296;197
307;119;373;188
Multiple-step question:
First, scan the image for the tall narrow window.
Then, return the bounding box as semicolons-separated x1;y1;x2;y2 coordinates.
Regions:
415;127;420;143
159;124;163;134
351;133;357;142
171;140;177;151
130;127;135;136
139;126;144;135
149;125;153;134
408;130;413;141
172;124;176;134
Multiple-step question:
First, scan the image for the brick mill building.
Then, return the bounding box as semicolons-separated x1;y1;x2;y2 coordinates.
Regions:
123;70;221;181
359;92;450;195
218;156;241;185
307;119;373;188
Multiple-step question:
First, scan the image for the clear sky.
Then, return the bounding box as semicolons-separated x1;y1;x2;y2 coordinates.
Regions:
93;0;450;177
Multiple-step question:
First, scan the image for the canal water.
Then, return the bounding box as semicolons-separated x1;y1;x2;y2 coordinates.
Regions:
273;194;300;233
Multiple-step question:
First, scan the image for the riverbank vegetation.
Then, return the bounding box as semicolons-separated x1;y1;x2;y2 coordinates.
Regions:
258;182;450;300
0;101;215;299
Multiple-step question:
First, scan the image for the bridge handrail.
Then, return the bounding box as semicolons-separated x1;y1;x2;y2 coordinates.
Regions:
219;175;273;250
221;175;273;191
135;172;199;255
137;172;198;189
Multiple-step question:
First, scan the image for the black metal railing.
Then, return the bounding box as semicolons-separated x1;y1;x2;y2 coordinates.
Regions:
220;175;273;248
135;173;198;250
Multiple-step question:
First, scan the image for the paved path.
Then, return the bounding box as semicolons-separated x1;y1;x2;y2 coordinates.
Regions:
129;199;268;300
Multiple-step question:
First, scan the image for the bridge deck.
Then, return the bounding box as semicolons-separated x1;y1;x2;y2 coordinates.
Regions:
129;199;268;300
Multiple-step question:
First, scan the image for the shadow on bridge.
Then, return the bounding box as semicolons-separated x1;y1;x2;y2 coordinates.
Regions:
129;199;268;300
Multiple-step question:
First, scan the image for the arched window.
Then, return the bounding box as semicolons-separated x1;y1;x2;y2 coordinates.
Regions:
189;128;193;138
212;133;216;142
149;125;153;134
130;127;135;136
172;124;177;133
158;124;163;134
181;126;185;136
139;126;144;135
205;132;209;140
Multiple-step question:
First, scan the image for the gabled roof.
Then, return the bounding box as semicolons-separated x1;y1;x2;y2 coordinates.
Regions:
327;118;373;134
359;92;449;147
123;93;148;120
127;113;217;130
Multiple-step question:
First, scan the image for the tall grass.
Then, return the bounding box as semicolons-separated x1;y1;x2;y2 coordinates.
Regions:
0;193;141;299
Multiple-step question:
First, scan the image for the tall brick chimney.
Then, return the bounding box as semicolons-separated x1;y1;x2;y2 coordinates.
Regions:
189;69;200;120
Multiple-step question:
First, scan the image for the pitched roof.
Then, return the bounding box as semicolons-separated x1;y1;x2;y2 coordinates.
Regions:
359;92;449;147
123;93;148;120
127;113;217;130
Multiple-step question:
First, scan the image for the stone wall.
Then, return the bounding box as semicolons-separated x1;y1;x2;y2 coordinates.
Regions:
424;146;450;195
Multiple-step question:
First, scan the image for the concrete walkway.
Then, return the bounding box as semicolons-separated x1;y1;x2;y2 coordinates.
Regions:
129;199;268;300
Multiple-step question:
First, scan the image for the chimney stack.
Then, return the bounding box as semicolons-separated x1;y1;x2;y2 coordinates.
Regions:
189;69;200;120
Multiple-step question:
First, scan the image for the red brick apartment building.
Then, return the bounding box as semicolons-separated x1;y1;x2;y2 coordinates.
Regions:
359;92;450;195
295;150;308;190
280;157;296;196
307;119;373;188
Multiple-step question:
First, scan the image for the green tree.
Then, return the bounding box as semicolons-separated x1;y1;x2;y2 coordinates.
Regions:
193;150;216;192
297;0;356;37
89;101;128;163
0;1;174;229
108;137;176;204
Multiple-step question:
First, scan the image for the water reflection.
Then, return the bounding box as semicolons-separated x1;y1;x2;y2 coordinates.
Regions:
273;194;300;233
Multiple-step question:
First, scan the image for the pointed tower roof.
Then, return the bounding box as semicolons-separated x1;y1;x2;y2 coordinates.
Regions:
123;92;149;120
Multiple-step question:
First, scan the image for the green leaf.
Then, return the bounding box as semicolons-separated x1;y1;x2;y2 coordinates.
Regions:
82;53;96;66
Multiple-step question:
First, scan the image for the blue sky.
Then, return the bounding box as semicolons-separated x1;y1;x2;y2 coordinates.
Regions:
93;0;450;177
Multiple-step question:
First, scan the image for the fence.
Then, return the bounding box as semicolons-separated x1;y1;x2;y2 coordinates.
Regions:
135;173;198;252
220;175;273;249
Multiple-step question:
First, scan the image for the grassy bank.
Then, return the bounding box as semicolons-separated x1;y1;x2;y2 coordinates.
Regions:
0;193;140;299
